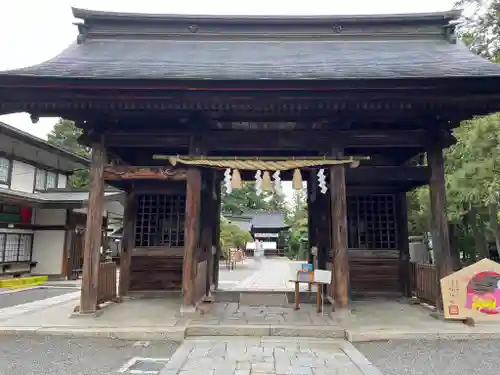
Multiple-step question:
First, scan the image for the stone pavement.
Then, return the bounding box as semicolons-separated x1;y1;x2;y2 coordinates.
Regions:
233;258;312;292
160;336;380;375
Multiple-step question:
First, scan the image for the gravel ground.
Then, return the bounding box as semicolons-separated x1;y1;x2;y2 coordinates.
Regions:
356;339;500;375
0;287;78;309
0;334;180;375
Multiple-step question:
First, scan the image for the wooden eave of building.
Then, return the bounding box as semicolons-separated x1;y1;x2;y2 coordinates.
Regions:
1;9;500;172
0;188;123;209
0;121;89;173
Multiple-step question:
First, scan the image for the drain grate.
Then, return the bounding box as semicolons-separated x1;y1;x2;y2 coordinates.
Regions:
117;357;171;374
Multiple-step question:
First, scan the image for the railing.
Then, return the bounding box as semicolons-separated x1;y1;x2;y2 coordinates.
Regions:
226;248;245;269
98;262;117;304
413;262;439;305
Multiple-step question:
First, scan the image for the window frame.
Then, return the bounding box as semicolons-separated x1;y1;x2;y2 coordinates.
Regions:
0;232;34;263
0;157;12;186
34;168;58;192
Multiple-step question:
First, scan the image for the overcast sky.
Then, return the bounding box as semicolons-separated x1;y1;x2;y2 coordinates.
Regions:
0;0;456;139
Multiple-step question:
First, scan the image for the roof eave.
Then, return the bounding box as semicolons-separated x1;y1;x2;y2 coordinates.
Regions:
72;7;461;25
0;121;90;170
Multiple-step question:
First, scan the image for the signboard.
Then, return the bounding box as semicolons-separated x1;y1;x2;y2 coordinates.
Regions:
441;258;500;321
254;233;279;238
0;205;32;224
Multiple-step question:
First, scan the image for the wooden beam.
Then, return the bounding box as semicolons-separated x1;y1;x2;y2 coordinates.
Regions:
182;167;202;309
428;145;454;312
103;165;187;181
118;190;136;298
80;140;106;314
103;129;447;149
330;161;349;309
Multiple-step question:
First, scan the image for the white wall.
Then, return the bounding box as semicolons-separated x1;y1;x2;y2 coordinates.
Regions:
30;208;67;276
10;161;35;192
57;173;67;188
32;230;65;275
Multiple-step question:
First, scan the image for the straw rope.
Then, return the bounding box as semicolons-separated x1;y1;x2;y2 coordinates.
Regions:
167;156;360;170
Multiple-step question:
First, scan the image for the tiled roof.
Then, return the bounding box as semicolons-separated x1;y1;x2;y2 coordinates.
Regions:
2;9;500;81
3;38;500;80
250;212;287;229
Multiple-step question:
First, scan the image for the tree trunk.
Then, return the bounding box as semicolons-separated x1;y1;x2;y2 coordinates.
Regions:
469;207;488;260
488;203;500;258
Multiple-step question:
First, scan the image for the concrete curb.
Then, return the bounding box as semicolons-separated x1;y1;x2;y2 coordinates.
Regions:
345;327;500;342
185;324;345;338
0;326;185;342
340;341;384;375
2;323;500;343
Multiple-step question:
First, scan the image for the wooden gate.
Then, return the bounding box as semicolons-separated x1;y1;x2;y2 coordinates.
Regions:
68;229;84;280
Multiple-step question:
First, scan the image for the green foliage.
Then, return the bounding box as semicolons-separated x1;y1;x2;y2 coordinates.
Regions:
219;217;252;256
455;0;500;62
47;119;90;188
286;190;308;260
221;182;288;216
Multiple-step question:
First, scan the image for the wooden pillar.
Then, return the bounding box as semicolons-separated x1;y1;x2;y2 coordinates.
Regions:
396;192;411;298
306;175;315;266
182;167;202;309
80;140;106;314
212;172;222;289
330;163;349;308
200;170;214;296
428;146;454;311
118;189;136;298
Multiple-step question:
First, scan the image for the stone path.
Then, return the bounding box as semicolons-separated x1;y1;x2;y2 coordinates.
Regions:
233;258;313;292
160;336;380;375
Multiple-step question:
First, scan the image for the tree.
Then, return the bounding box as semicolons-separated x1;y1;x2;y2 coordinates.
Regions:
221;181;281;215
47;119;90;188
455;0;500;62
219;218;252;257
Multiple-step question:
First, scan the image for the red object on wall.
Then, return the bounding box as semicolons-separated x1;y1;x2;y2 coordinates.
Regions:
19;207;32;223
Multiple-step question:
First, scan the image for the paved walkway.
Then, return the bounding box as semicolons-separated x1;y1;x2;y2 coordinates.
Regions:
232;258;312;292
160;337;380;375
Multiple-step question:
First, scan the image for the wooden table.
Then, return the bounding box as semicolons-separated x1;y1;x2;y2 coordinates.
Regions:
289;279;328;313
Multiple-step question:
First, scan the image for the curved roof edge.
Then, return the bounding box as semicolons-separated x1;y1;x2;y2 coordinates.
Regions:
72;7;461;24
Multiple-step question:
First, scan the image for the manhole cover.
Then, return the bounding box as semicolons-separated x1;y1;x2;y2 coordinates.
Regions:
118;357;170;374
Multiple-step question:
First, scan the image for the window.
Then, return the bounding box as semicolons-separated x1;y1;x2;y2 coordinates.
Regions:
135;194;186;247
46;171;57;189
347;194;397;250
0;233;33;263
35;169;58;191
0;157;10;185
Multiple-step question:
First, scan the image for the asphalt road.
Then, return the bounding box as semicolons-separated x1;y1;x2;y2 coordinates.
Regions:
0;335;180;375
356;339;500;375
0;287;78;309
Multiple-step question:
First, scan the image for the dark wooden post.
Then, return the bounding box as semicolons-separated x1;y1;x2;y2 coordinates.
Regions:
396;192;411;298
330;163;349;308
201;170;214;296
118;189;136;298
213;174;222;289
428;145;454;311
80;140;106;314
306;175;315;267
182;167;202;309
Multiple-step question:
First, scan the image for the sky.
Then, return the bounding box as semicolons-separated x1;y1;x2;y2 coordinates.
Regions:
0;0;457;200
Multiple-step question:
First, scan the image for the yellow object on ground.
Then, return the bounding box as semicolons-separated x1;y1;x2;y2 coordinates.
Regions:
0;275;48;289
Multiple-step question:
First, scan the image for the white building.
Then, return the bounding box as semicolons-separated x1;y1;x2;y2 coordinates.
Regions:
0;121;123;278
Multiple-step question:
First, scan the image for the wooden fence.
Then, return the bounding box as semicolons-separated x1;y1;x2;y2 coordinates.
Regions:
411;262;439;305
98;262;117;304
